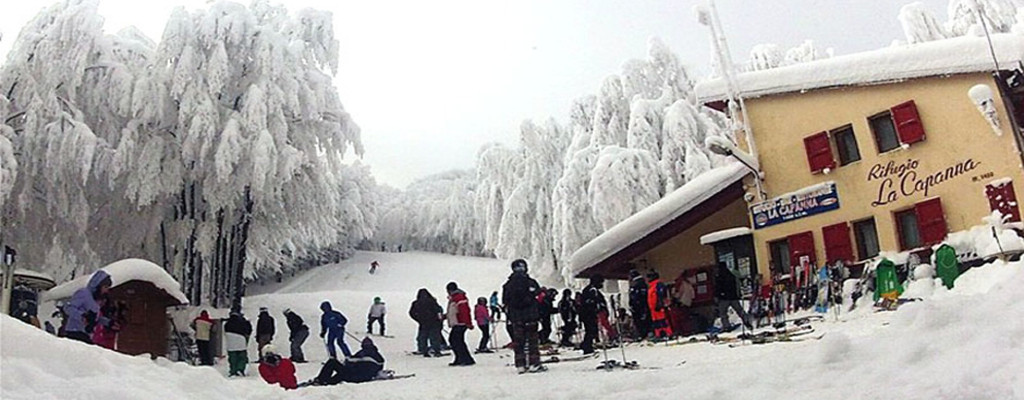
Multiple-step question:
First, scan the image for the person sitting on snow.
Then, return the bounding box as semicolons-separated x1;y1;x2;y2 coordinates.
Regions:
258;345;297;390
309;337;386;385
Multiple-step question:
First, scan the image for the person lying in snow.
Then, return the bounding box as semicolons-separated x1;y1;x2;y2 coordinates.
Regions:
306;337;386;386
258;345;297;390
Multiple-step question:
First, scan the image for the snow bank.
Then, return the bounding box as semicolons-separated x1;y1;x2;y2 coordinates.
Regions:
696;34;1024;102
43;259;188;304
570;163;748;276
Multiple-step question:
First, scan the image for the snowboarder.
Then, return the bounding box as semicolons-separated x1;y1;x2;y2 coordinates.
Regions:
320;301;352;359
369;260;379;274
283;308;309;363
474;297;492;353
225;309;253;377
628;269;651;340
309;337;385;385
256;307;275;358
502;259;545;373
557;288;577;347
258;345;297;390
489;291;502;321
445;281;475;366
647;271;673;339
367;297;387;336
63;270;112;344
537;287;555;345
409;288;445;357
579;274;606;355
714;262;753;332
192;310;215;365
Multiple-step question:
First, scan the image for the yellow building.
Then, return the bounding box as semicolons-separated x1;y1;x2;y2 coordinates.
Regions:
572;35;1024;299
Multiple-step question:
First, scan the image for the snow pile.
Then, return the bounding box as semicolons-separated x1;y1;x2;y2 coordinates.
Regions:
696;34;1024;103
570;162;748;276
943;211;1024;259
43;259;188;304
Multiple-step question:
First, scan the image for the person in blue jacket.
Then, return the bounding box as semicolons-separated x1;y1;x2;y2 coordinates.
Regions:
320;301;352;359
63;270;112;344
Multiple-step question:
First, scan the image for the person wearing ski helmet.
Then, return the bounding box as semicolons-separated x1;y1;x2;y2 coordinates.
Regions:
367;296;387;336
320;301;352;359
283;308;309;363
579;274;607;355
502;259;546;373
445;281;475;366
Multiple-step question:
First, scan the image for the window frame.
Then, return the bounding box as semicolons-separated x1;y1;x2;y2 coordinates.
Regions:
852;217;881;261
869;110;901;154
830;124;861;166
768;238;791;275
894;208;923;251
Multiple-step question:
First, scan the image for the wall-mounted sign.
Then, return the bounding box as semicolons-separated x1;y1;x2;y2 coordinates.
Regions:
868;158;980;207
750;182;840;229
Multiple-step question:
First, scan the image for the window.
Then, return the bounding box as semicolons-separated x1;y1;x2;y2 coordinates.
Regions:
832;125;861;165
895;209;922;250
870;112;901;153
769;239;790;275
870;100;927;154
853;218;880;260
822;222;854;264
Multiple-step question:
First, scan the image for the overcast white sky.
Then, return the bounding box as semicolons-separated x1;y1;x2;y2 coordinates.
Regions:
0;0;948;188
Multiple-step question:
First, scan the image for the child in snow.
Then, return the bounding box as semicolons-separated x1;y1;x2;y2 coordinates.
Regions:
309;337;386;385
367;297;387;336
320;301;352;359
91;300;125;350
258;345;297;390
489;291;502;321
474;297;492;353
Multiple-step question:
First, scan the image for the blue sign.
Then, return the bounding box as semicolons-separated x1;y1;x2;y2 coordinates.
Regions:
750;182;840;229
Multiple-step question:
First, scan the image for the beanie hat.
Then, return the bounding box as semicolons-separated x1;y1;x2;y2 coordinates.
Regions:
259;307;269;313
511;259;528;273
446;282;458;293
361;337;375;348
282;308;292;316
629;269;641;279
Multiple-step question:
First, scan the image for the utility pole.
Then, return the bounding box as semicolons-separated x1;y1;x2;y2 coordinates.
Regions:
1;245;16;315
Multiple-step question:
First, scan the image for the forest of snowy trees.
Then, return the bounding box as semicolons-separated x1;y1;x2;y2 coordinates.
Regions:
0;0;376;307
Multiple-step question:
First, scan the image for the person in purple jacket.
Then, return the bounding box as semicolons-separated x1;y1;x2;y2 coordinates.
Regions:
63;270;112;344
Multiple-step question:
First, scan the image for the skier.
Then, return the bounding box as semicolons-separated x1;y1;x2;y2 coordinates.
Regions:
502;259;545;373
628;269;651;341
579;274;606;355
445;281;475;366
557;288;577;347
320;301;352;359
409;288;445;357
191;309;215;365
646;271;673;339
283;308;309;363
310;337;386;385
63;270;112;344
474;297;492;353
369;260;379;274
489;291;502;321
537;287;555;345
367;297;387;336
224;309;253;377
256;307;275;358
714;262;753;332
258;345;297;390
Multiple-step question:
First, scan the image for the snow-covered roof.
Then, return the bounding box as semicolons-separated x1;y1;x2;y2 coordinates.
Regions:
570;163;749;276
699;227;752;245
696;34;1024;103
43;259;188;304
0;269;56;290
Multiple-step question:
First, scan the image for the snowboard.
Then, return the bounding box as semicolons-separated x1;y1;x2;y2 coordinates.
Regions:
815;266;830;313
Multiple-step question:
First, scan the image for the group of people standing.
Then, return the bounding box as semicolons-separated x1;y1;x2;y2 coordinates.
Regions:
407;282;483;366
60;270;127;350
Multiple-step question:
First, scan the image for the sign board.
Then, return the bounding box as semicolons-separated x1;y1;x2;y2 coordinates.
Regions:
750;182;840;229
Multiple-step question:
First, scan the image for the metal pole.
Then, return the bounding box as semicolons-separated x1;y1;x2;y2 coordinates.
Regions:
1;246;16;315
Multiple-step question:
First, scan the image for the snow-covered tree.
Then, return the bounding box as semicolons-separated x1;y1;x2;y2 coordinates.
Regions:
589;146;661;231
899;2;949;44
946;0;1019;36
748;44;783;71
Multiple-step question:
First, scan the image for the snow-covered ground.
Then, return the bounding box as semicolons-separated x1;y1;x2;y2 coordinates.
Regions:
3;251;1022;399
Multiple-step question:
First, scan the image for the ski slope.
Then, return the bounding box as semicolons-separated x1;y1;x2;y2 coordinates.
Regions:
2;251;1022;399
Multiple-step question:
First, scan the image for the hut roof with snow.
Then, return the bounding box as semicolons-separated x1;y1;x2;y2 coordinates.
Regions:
43;258;187;304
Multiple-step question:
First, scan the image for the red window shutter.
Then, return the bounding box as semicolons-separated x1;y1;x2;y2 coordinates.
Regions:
915;198;947;245
985;180;1022;223
803;131;835;174
822;222;854;264
891;100;926;145
787;231;817;269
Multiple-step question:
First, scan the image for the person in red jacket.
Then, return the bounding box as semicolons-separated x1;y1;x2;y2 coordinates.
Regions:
258;345;297;390
445;281;475;366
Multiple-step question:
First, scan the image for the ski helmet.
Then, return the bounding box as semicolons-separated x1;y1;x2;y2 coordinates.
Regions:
511;259;528;273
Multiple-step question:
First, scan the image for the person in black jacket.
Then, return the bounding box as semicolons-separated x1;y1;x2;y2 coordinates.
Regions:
557;289;577;347
502;259;545;374
257;307;275;358
310;337;386;385
579;274;606;355
283;309;308;363
409;288;444;357
627;269;651;341
714;262;753;332
537;287;556;345
224;310;253;377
